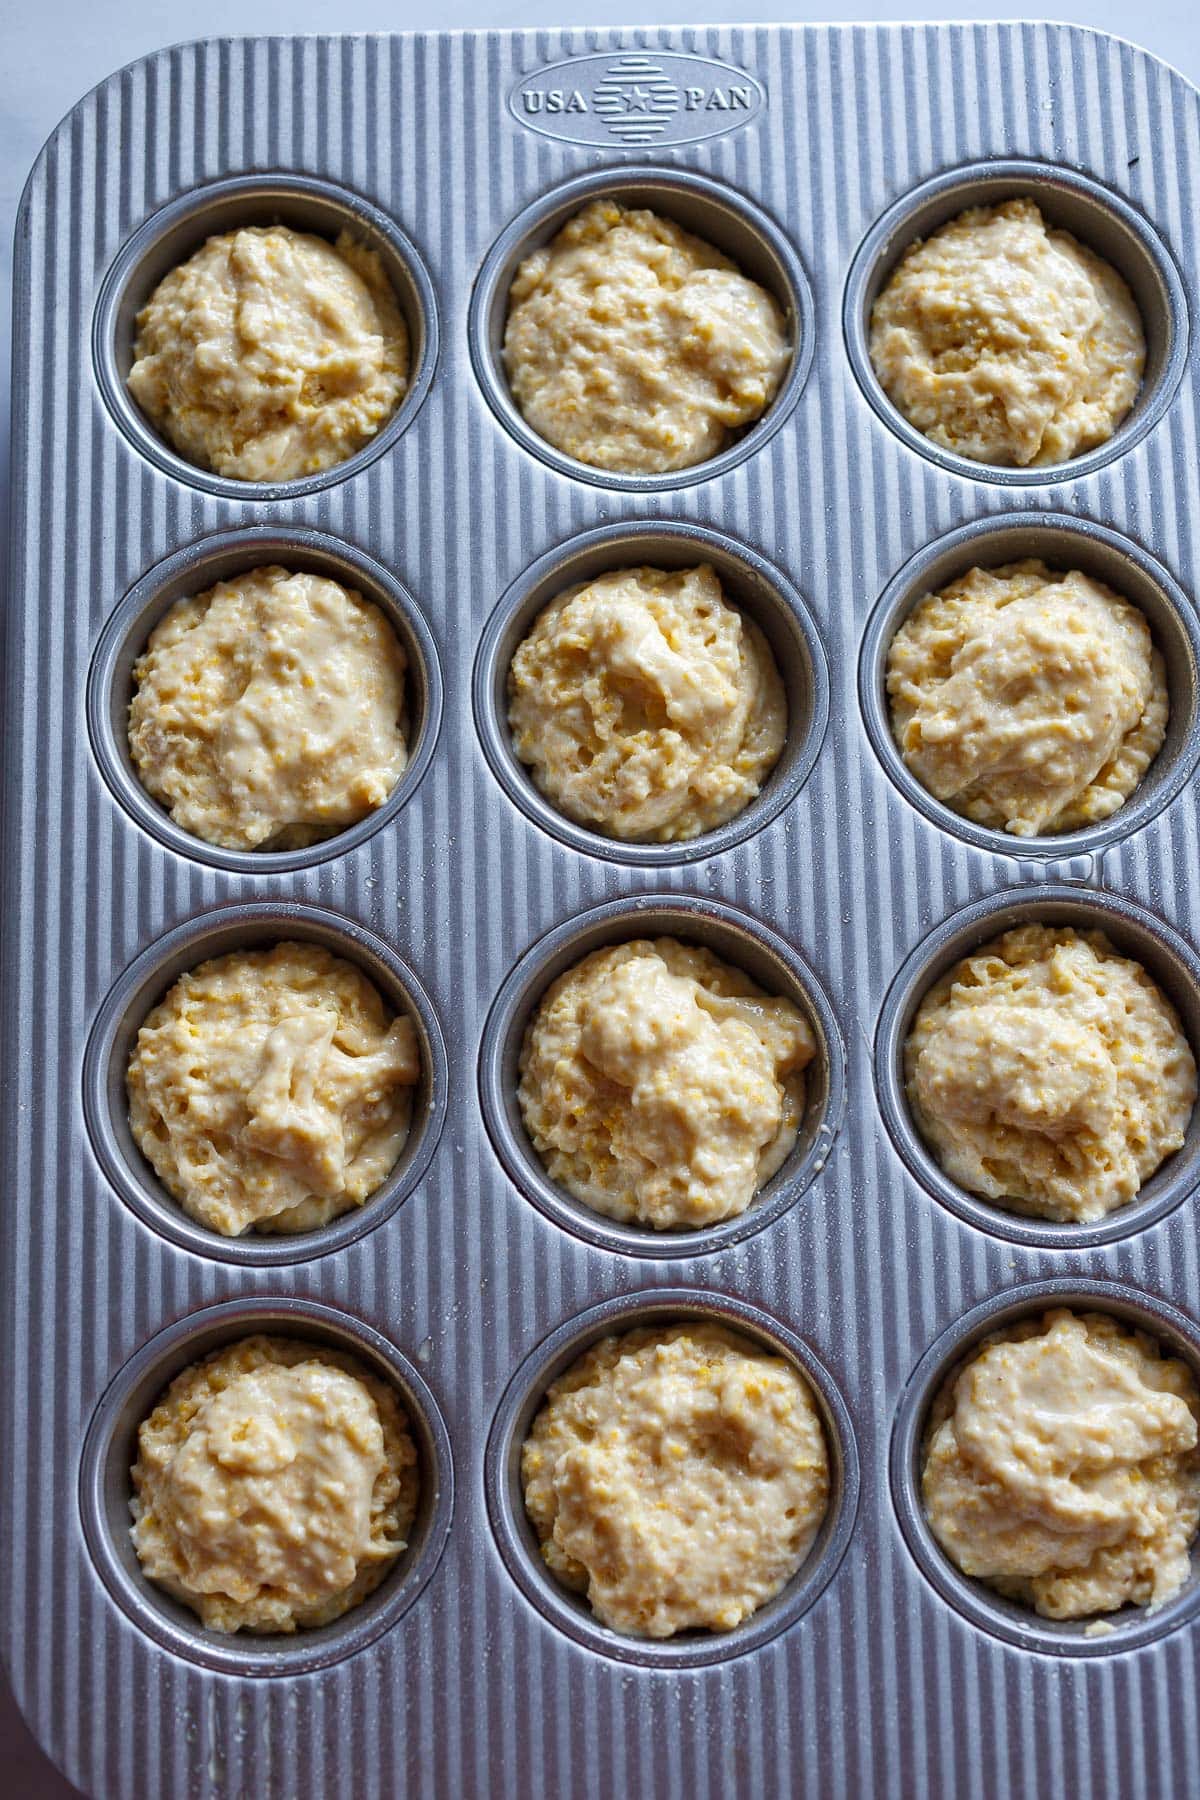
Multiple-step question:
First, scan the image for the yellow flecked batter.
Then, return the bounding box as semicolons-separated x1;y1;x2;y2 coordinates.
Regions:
887;560;1167;837
131;1335;418;1634
503;199;791;474
129;565;408;851
128;225;409;481
518;937;815;1230
127;942;420;1236
905;924;1195;1223
869;199;1145;466
523;1323;829;1637
508;564;786;842
923;1309;1200;1619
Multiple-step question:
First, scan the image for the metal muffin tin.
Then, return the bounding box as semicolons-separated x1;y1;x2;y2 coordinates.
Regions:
5;21;1200;1800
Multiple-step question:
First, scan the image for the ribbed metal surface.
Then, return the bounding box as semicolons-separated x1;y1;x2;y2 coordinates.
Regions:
4;24;1199;1798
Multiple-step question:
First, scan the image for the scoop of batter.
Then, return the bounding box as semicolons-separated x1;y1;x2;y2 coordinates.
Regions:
905;924;1195;1222
503;199;791;474
129;565;408;851
131;1335;418;1634
923;1309;1200;1619
127;942;421;1236
887;560;1167;837
518;937;814;1230
128;225;409;481
869;198;1145;466
508;564;786;842
523;1323;829;1637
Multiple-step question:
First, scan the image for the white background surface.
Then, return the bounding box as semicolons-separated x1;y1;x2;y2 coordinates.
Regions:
1;2;1197;1795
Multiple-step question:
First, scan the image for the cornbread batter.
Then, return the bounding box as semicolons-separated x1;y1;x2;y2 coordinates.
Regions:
518;938;815;1230
503;199;791;473
869;199;1145;466
508;563;786;842
905;924;1195;1223
131;1335;418;1634
523;1323;829;1637
129;565;408;851
127;942;420;1236
128;225;409;481
886;560;1167;837
923;1309;1200;1619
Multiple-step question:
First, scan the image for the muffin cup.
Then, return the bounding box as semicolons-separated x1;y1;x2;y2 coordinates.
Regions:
473;519;829;865
87;526;444;872
478;893;845;1258
78;1297;454;1675
468;164;814;491
891;1279;1200;1655
874;885;1200;1249
858;513;1200;859
843;158;1188;484
82;903;448;1265
485;1286;859;1667
92;172;439;498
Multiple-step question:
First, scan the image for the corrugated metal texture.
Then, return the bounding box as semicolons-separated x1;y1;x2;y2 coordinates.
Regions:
3;23;1198;1798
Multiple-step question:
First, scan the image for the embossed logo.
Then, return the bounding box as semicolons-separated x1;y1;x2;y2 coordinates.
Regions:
509;52;765;148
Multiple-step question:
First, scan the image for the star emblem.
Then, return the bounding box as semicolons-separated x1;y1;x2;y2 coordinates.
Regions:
622;84;652;112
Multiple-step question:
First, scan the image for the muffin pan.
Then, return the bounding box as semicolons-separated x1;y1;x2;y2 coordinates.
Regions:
6;22;1200;1800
